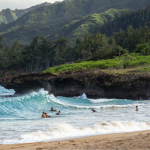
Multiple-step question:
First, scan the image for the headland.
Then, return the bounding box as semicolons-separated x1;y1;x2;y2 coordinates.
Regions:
0;70;150;100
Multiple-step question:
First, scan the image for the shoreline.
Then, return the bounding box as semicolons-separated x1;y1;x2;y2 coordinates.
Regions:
1;130;150;150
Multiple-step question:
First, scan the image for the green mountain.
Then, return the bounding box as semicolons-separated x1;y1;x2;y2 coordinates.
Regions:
0;2;51;24
94;5;150;37
48;8;130;43
0;0;150;45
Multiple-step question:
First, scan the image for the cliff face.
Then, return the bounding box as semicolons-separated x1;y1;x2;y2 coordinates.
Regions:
0;70;150;100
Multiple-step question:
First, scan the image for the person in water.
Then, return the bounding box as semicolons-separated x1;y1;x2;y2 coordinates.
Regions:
45;113;50;118
41;112;46;118
51;107;57;111
136;106;139;111
92;109;97;112
56;111;61;115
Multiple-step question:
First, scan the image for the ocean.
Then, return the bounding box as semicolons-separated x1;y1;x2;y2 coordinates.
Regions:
0;85;150;144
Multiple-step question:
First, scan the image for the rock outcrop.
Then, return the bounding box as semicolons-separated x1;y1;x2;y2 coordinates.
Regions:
0;70;150;100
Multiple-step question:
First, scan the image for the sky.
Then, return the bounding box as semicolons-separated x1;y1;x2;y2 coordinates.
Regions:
0;0;63;11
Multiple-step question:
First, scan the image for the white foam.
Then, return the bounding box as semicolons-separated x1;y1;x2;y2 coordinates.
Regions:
89;98;115;103
100;103;144;108
1;121;150;144
74;93;87;99
0;86;15;96
49;94;143;109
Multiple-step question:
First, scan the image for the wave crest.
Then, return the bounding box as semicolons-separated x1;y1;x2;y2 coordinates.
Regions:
49;94;143;109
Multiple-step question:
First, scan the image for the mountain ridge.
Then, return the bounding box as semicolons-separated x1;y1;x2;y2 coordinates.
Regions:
0;0;150;45
48;8;130;43
0;2;51;24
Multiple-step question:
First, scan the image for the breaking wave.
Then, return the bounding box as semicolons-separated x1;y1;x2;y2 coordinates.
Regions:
0;90;144;120
1;121;150;144
49;94;143;109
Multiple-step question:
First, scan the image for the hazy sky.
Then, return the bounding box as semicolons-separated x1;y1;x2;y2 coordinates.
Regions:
0;0;63;11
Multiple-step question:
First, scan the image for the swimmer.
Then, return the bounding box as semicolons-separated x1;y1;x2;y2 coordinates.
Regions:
50;107;57;111
136;106;139;111
56;111;61;115
41;112;46;118
92;109;97;112
45;113;50;118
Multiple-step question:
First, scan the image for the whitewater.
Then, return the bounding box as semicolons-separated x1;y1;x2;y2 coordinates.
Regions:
0;85;150;144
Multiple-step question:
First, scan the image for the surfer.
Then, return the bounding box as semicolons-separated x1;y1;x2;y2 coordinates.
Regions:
45;113;50;118
56;111;61;115
136;106;139;111
41;112;46;118
92;109;97;112
50;107;57;111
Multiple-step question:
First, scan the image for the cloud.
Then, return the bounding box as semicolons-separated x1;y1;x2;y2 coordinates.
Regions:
0;0;63;11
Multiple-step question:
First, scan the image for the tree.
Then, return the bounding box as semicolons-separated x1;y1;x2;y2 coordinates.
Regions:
10;40;24;66
22;45;32;73
0;46;9;68
113;46;128;57
141;44;150;55
96;35;112;59
30;36;41;72
0;37;3;50
40;37;54;68
115;53;133;68
54;37;69;64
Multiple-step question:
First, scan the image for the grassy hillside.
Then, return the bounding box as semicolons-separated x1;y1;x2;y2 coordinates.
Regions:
43;54;150;74
0;0;150;45
0;2;51;24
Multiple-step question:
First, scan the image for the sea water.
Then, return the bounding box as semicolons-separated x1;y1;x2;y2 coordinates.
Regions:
0;85;150;144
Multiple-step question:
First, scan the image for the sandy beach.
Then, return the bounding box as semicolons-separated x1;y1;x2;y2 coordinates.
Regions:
0;130;150;150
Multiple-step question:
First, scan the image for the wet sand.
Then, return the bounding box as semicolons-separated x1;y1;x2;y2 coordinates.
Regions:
1;130;150;150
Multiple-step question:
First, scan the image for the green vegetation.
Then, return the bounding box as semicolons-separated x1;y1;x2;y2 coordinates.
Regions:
0;2;51;24
94;5;150;37
48;8;129;43
131;66;150;73
0;0;150;45
0;1;150;75
0;26;150;73
44;59;120;73
43;54;150;74
0;23;150;74
134;43;150;55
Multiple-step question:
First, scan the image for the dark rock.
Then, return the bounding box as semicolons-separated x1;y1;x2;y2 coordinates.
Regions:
0;70;150;100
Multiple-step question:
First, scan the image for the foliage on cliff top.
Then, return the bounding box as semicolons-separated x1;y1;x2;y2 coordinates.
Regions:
43;54;150;74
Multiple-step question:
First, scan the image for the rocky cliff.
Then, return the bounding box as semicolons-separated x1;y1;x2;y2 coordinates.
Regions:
0;70;150;100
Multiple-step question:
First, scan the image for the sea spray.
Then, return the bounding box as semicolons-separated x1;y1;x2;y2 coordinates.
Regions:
74;93;87;99
0;86;14;97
